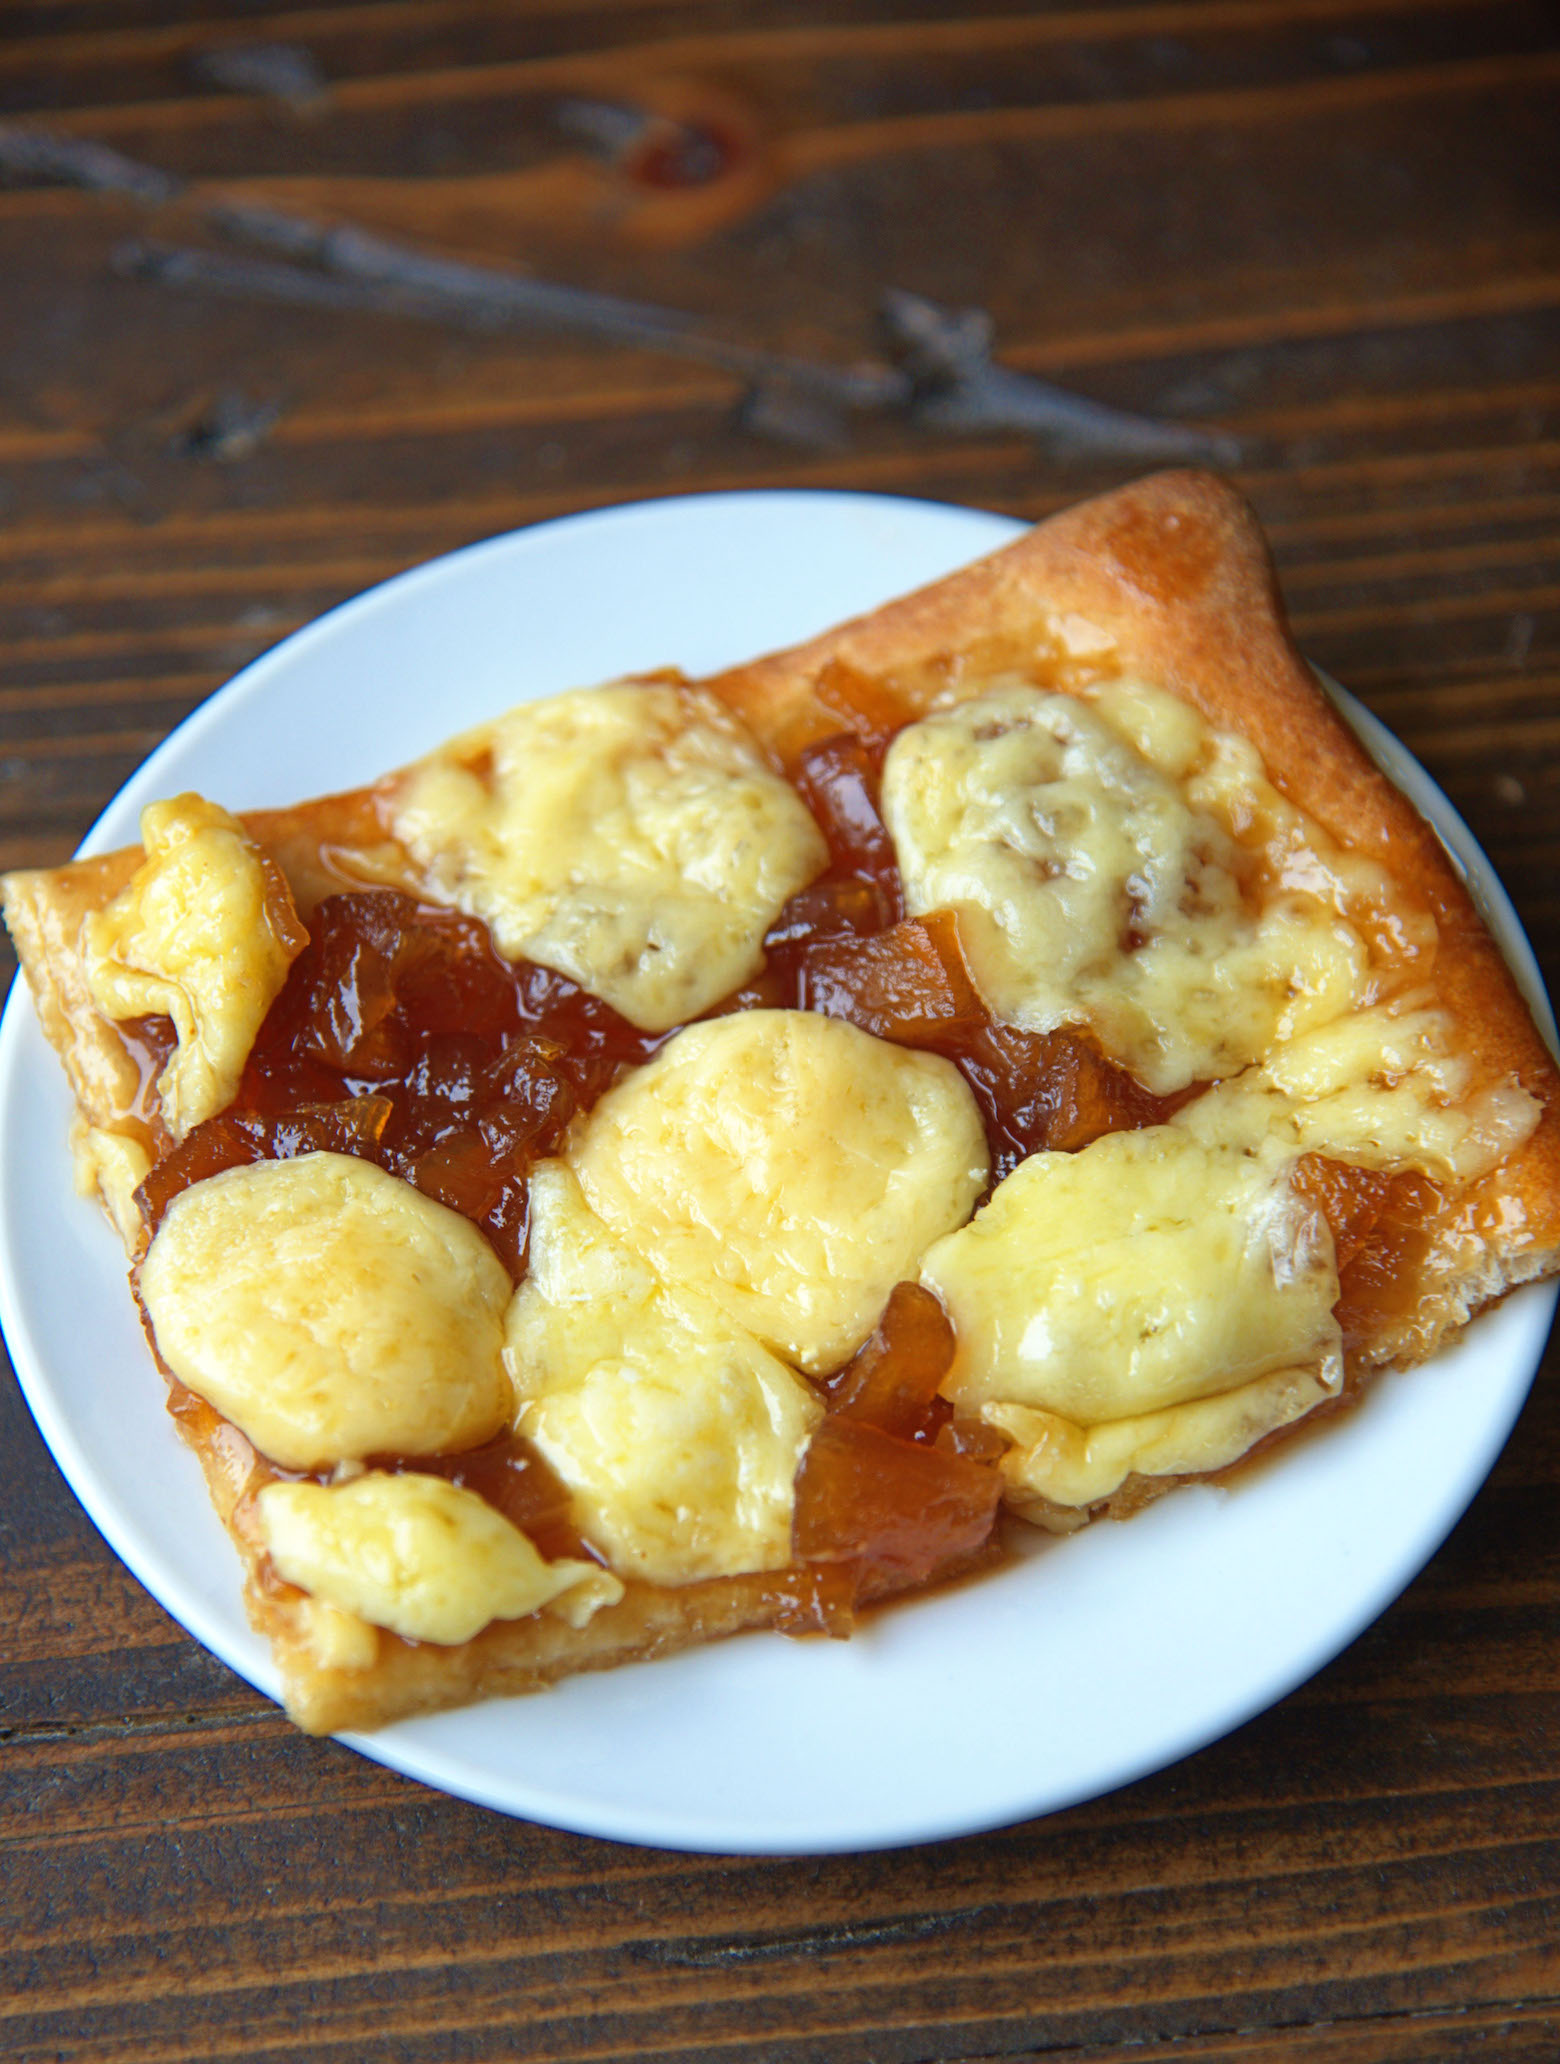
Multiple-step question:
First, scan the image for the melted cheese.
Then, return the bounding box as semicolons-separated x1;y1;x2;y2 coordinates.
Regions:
258;1472;621;1646
84;794;304;1139
70;1119;152;1250
505;1162;822;1585
568;1009;989;1374
922;1125;1342;1502
1094;677;1435;960
988;1363;1339;1523
296;1597;379;1673
1174;1000;1541;1182
387;681;827;1031
140;1152;514;1472
881;684;1374;1094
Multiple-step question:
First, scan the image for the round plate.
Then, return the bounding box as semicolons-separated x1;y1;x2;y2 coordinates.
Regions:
1;490;1554;1855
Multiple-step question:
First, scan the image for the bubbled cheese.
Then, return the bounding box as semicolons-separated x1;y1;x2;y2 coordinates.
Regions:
881;684;1373;1095
257;1471;621;1646
387;681;827;1031
1093;676;1436;970
85;794;304;1138
987;1363;1340;1522
567;1009;990;1374
70;1120;152;1252
139;1152;514;1471
1172;999;1541;1183
922;1125;1342;1505
505;1162;823;1586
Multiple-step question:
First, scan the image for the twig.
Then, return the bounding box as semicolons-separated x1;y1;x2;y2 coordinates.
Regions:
119;231;908;432
189;43;327;111
172;388;283;462
0;126;181;206
209;202;909;411
880;290;1243;464
116;237;531;327
6;119;1241;463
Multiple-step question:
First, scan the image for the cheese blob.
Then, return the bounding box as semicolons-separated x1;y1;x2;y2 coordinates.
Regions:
881;683;1372;1094
506;1162;823;1585
85;793;304;1138
139;1152;514;1471
257;1471;622;1646
922;1124;1342;1510
71;1119;153;1252
567;1009;990;1374
1172;1000;1541;1184
986;1364;1340;1522
386;681;827;1030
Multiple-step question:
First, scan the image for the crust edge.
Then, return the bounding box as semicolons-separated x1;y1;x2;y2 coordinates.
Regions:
7;468;1560;1735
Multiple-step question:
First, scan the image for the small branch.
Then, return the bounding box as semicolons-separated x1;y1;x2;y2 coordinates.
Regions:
208;202;910;413
206;201;705;351
116;236;521;327
118;232;907;431
7;119;1241;465
880;289;1243;464
0;126;181;206
189;42;327;111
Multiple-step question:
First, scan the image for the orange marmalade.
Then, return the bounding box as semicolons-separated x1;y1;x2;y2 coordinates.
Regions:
130;673;1447;1631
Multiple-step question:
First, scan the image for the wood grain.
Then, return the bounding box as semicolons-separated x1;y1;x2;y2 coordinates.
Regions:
3;1;1559;2058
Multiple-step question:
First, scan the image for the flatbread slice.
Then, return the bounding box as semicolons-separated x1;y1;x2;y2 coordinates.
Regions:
6;468;1558;1734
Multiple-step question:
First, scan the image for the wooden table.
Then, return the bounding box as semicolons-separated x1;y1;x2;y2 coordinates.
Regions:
4;3;1559;2058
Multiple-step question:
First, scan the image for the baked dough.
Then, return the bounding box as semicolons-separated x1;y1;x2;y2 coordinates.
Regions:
6;469;1558;1735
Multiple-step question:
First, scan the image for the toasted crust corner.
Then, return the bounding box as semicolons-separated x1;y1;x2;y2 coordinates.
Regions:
6;469;1560;1735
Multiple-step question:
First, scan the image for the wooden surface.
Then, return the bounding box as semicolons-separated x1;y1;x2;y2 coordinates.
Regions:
3;2;1560;2058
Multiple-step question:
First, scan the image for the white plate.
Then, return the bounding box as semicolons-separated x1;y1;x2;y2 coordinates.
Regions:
2;490;1555;1856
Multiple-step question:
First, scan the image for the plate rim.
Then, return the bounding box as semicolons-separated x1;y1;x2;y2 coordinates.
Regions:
2;486;1554;1855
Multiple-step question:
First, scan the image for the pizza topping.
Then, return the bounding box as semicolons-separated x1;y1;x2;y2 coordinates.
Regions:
296;1597;380;1672
1092;676;1440;974
105;692;1533;1621
881;683;1374;1095
790;1284;1003;1586
506;1162;823;1585
987;1364;1341;1521
1174;1001;1541;1184
1291;1153;1448;1359
792;1416;1003;1585
252;887;655;1089
71;1119;154;1250
126;886;660;1275
256;1472;621;1646
797;911;986;1049
138;1152;514;1472
789;730;903;929
818;1279;956;1443
922;1125;1342;1484
84;794;307;1140
950;1020;1192;1180
385;681;828;1031
567;1009;990;1374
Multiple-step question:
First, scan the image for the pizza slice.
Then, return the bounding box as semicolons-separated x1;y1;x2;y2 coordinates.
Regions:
5;469;1558;1736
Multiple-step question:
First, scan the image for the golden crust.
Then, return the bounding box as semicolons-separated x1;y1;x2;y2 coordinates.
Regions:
710;468;1560;1329
4;852;144;1133
7;468;1560;1734
263;1564;939;1736
174;1385;952;1734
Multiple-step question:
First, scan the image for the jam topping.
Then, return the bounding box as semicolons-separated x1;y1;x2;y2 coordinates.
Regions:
403;1430;592;1567
130;683;1455;1616
820;1281;956;1446
774;1281;1004;1634
1292;1153;1445;1357
169;1372;592;1608
139;890;661;1275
